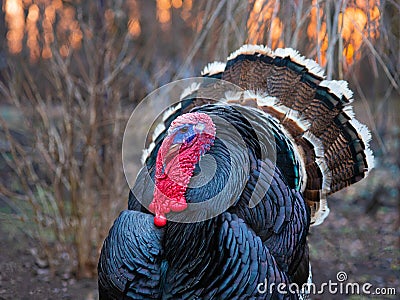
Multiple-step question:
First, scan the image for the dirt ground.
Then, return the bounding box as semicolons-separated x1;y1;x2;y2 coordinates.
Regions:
308;189;399;299
0;180;398;299
0;225;98;300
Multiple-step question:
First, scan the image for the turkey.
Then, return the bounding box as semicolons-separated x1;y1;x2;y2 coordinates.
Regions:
98;45;374;299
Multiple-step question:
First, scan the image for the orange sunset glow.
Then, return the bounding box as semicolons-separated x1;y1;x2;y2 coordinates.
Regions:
3;0;380;66
247;0;380;67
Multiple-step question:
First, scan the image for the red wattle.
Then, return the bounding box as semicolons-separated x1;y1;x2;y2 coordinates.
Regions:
154;214;167;227
170;201;187;212
149;113;216;228
148;202;155;212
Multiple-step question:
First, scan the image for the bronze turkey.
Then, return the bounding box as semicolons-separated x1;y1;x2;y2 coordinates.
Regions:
98;45;374;299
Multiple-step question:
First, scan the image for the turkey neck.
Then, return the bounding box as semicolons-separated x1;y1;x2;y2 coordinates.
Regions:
150;131;215;226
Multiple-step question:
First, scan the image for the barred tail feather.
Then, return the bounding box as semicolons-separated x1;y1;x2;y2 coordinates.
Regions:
142;44;374;225
218;44;374;225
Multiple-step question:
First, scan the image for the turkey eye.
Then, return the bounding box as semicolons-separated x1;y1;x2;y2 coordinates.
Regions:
179;127;188;133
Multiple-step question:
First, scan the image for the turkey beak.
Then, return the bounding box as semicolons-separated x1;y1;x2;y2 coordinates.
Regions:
164;143;180;166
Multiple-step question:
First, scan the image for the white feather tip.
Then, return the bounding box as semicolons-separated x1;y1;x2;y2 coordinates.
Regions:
227;44;272;61
180;82;200;100
201;61;226;76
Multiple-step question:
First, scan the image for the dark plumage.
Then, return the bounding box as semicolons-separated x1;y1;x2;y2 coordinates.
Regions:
98;45;374;299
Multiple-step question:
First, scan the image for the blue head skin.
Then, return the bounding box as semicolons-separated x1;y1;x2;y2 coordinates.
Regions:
168;123;205;145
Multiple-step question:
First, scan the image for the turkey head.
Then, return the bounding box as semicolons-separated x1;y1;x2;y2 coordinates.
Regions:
149;112;216;227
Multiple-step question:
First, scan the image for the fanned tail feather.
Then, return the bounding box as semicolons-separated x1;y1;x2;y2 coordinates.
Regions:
142;44;374;225
217;44;374;225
